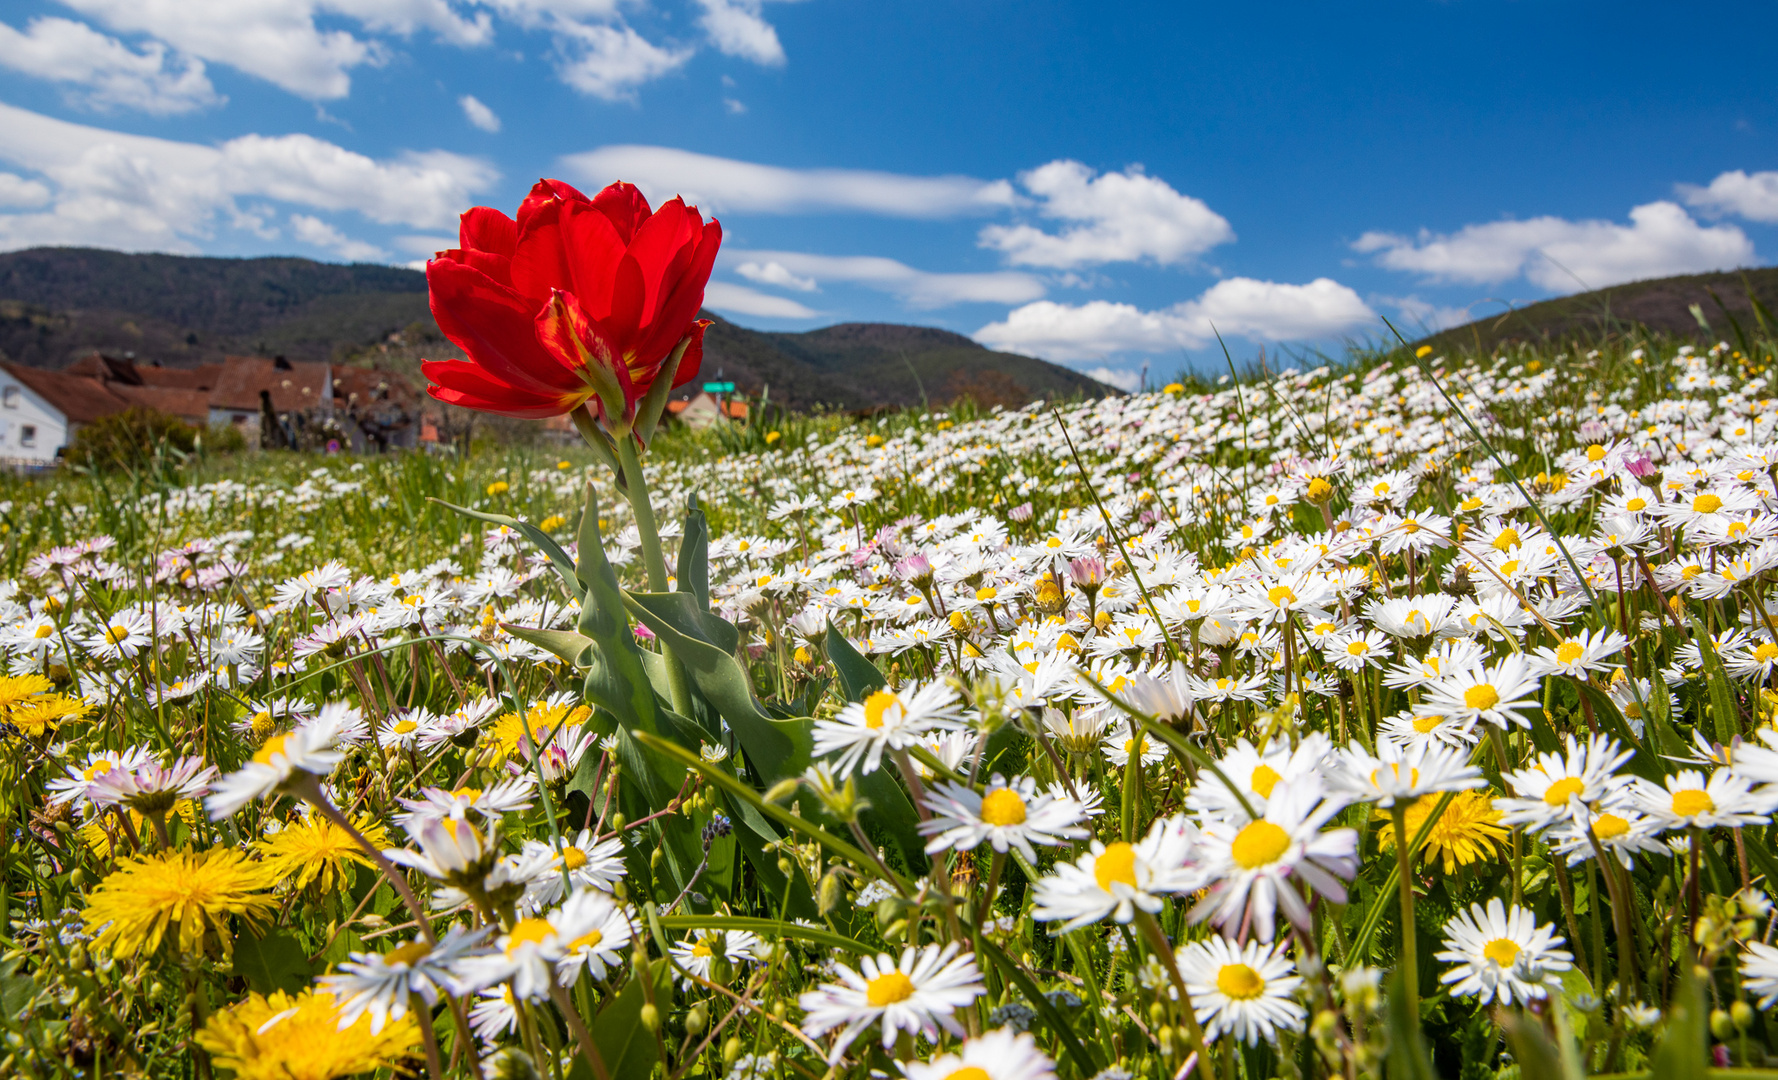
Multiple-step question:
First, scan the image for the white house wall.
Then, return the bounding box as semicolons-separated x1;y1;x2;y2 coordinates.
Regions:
0;377;69;465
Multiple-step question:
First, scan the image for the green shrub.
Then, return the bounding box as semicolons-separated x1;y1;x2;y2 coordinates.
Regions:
64;407;197;470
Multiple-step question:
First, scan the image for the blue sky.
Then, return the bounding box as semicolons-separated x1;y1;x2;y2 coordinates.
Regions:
2;1;1777;387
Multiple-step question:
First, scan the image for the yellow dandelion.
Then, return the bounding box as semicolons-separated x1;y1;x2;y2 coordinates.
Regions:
1374;788;1508;874
0;673;53;721
483;699;590;760
256;813;388;892
197;989;418;1080
10;692;93;737
84;847;278;959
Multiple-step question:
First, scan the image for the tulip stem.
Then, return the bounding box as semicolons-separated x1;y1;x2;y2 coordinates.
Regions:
617;433;696;718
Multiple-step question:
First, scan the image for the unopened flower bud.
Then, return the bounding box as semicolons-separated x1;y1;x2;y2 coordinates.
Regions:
685;1004;708;1035
817;872;843;916
722;1037;742;1066
639;1004;660;1033
1711;1009;1734;1041
1733;1001;1755;1031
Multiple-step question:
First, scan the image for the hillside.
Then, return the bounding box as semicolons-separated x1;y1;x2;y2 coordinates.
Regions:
1415;266;1778;354
0;247;1111;410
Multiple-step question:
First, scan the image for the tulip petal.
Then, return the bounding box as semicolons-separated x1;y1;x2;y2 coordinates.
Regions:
421;360;583;419
610;198;700;345
459;206;516;257
672;319;711;389
635;217;722;368
427;261;586;398
592;180;653;245
517;178;591;235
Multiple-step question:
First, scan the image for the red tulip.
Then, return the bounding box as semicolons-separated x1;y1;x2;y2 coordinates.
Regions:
421;178;721;432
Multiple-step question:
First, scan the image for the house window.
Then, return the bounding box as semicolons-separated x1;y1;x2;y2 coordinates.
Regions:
2;386;17;409
20;425;36;447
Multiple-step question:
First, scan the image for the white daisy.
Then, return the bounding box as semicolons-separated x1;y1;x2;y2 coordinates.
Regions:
919;773;1088;863
552;888;633;986
204;718;345;819
1175;936;1306;1045
1548;806;1670;869
1031;814;1202;931
1630;768;1774;830
1529;627;1629;679
1330;740;1486;808
670;929;761;987
797;942;985;1064
320;925;490;1034
1435;898;1573;1005
1741;941;1778;1008
520;828;627;909
898;1027;1055;1080
1185;732;1335;824
1494;733;1636;833
1190;779;1358;941
1419;654;1543;730
813;680;963;777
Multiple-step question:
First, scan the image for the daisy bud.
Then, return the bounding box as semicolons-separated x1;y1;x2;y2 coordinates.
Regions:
685;1004;708;1035
1711;1009;1734;1041
722;1036;742;1066
816;871;843;915
764;778;799;804
639;1003;660;1033
1733;1001;1755;1030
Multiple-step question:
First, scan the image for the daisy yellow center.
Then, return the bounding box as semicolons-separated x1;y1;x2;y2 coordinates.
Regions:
105;624;130;644
979;788;1028;827
1251;764;1283;799
1543;777;1585;806
83;759;114;781
1267;586;1296;607
1587;444;1607;462
1465;684;1500;710
942;1069;991;1080
866;971;915;1006
384;941;432;967
1556;642;1584;665
1347;640;1370;656
1672;789;1714;817
34;624;53;638
1693;493;1723;514
976;587;998;602
1305;478;1333;501
1593;813;1630;839
568;929;604;952
392;720;418;735
1757;643;1778;663
1626;497;1647;512
1093;842;1139;891
1231;821;1291;869
1216;963;1266;1000
253;733;293;765
1483;938;1521;967
562;846;588;870
1412;715;1444;733
1492;528;1520;551
691;941;714;958
863;690;900;730
506;918;553;956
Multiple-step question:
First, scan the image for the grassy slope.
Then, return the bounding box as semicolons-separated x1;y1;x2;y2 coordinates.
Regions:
1415;265;1778;354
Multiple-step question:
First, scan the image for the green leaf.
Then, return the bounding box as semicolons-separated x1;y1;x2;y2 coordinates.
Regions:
854;765;930;876
500;623;596;668
1576;681;1660;781
576;958;671;1080
826;620;886;702
633;337;688;447
1689;614;1744;746
572;482;661;740
230;928;312;995
1499;1008;1563;1080
624;590;812;783
1650;957;1708;1080
676;494;709;610
972;933;1100;1076
430;497;580;600
1384;968;1438;1080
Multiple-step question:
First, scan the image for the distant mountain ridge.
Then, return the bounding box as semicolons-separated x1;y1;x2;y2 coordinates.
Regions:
0;247;1111;410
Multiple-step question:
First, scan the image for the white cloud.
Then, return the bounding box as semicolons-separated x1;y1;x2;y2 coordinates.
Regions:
551;22;693;101
978;160;1234;269
0;173;52;209
1353;201;1755;293
0;17;222;115
394;233;457;255
0;101;497;252
1082;365;1140;392
1379;295;1477;334
459;93;501;132
289;213;387;260
562;146;1019;217
695;0;785;66
735;259;817;291
703;280;818;318
723;97;747;115
973;277;1376;362
1680;170;1778;224
727;249;1046;307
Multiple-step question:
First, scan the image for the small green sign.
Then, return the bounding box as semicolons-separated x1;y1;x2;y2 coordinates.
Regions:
702;381;736;393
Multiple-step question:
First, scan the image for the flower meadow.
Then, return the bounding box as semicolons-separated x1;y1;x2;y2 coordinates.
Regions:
8;182;1778;1080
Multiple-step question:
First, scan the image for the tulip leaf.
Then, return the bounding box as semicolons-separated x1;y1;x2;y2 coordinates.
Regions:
825;620;886;702
573;483;660;738
429;497;580;601
623;590;811;783
676;494;709;610
499;623;596;668
633;336;689;448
